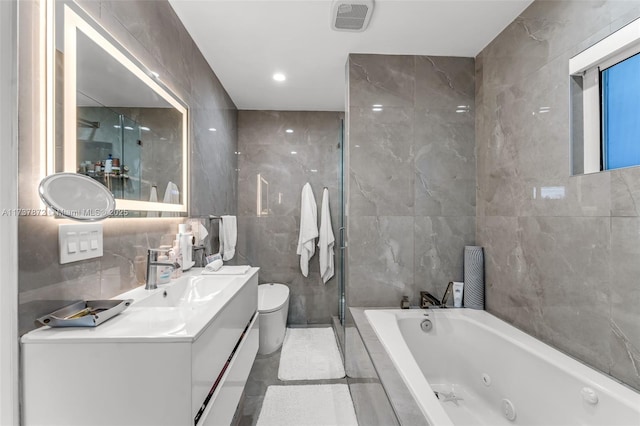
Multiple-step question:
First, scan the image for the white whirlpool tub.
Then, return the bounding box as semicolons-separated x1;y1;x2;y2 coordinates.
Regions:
365;309;640;426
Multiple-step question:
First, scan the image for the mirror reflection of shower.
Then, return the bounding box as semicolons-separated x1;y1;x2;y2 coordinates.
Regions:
76;103;142;200
257;173;269;216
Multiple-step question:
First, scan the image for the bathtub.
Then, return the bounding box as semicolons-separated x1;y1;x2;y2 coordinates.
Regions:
364;309;640;426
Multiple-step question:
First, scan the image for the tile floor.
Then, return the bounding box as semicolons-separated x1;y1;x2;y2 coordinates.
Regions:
235;324;400;426
236;340;350;425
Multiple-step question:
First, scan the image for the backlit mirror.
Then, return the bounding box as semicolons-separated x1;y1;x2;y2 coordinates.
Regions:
48;2;189;215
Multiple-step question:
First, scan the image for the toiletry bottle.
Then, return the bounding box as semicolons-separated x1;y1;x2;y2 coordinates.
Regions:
167;248;176;280
104;154;113;174
177;224;194;271
172;239;183;278
156;254;171;284
401;296;410;309
453;282;464;308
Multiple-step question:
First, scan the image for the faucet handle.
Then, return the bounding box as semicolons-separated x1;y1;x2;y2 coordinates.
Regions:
441;282;454;308
147;247;171;261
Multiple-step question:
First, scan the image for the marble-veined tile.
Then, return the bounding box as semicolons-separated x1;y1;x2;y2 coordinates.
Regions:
347;216;414;307
414;108;475;217
349;107;414;216
414;216;476;306
349;54;415;108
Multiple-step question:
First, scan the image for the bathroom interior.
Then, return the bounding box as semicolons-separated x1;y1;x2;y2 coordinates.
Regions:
2;0;640;425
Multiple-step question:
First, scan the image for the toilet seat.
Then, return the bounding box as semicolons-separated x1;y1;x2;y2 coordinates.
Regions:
258;283;290;314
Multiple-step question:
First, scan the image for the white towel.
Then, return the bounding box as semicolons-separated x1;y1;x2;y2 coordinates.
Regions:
318;188;335;284
162;181;180;203
147;186;159;217
296;183;318;277
201;265;250;275
219;215;237;261
161;181;180;217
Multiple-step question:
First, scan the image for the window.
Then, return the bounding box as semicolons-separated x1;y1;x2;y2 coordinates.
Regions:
602;53;640;170
570;18;640;174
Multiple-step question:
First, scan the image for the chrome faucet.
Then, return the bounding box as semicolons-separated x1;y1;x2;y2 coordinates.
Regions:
440;281;454;307
420;291;441;308
145;248;180;290
420;282;454;308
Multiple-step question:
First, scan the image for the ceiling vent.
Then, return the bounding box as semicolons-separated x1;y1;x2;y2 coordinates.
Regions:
331;0;374;32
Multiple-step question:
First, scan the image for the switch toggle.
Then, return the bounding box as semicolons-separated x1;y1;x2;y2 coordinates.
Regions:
59;224;103;264
66;232;78;254
79;232;89;252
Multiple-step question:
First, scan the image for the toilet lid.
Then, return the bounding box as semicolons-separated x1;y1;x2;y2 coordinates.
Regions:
258;283;290;314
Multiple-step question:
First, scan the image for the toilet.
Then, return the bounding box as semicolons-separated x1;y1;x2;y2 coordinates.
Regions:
257;283;290;355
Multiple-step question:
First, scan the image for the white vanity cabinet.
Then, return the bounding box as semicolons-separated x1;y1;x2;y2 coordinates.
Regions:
21;268;259;426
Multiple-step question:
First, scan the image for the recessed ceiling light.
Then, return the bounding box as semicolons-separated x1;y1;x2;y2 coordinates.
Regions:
209;128;217;132
113;125;121;129
124;126;134;130
372;107;383;112
139;126;150;131
291;151;297;155
273;73;286;82
310;169;318;173
285;129;294;133
372;104;382;107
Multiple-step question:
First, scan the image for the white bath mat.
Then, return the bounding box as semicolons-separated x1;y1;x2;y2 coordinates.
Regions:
278;327;345;380
256;384;357;426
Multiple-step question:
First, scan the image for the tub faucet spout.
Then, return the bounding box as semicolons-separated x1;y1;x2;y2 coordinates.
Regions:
420;291;441;308
421;282;455;308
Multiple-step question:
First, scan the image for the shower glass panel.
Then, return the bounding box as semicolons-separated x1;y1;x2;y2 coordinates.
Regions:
339;119;346;326
121;115;142;200
76;107;143;200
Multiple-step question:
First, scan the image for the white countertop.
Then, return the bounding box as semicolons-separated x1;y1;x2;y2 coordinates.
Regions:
21;267;259;344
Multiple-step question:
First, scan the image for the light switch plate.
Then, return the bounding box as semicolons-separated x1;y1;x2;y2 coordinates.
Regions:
59;223;103;264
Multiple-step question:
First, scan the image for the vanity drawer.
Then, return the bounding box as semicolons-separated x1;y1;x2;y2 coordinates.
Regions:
196;313;259;426
191;272;258;416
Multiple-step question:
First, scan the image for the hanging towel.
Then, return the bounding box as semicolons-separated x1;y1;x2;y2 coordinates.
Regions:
296;183;318;277
161;181;180;217
147;186;159;218
318;188;335;284
219;215;237;261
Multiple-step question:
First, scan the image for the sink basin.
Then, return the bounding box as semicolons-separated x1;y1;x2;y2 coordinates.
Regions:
134;275;235;308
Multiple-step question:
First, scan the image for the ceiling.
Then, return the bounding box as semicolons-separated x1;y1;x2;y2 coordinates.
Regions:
169;0;533;111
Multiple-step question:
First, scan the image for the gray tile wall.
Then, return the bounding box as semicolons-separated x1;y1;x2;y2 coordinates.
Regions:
18;0;237;335
236;111;342;325
346;54;476;308
476;0;640;390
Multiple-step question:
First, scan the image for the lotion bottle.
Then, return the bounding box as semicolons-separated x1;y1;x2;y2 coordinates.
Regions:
453;282;464;308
